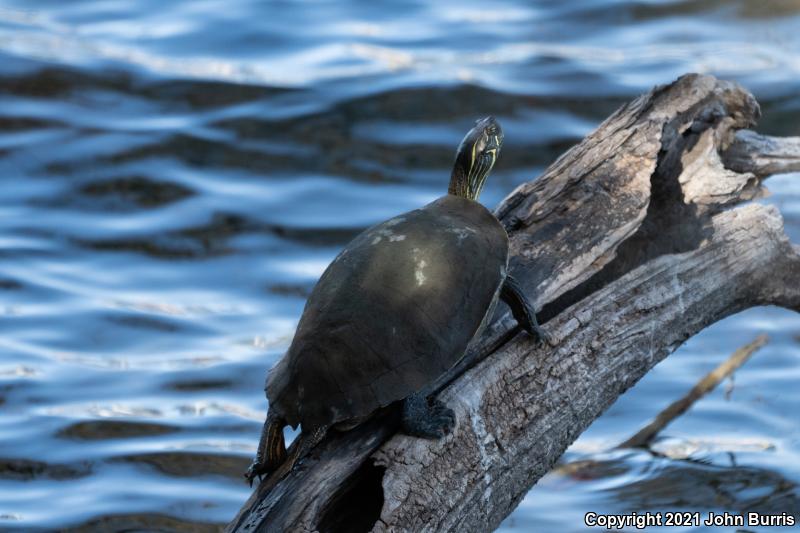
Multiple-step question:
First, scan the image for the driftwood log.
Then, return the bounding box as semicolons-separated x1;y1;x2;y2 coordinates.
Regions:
227;74;800;533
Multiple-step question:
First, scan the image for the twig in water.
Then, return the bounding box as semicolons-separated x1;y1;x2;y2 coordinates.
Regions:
617;334;769;449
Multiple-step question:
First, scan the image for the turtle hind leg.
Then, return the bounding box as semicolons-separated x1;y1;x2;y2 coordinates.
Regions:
501;274;552;344
401;392;456;439
257;424;329;487
287;424;328;466
245;409;286;486
245;417;329;487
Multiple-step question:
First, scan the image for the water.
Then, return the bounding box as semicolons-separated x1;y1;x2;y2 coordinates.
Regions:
0;1;799;531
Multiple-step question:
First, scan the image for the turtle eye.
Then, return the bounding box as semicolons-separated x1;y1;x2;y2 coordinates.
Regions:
475;134;488;154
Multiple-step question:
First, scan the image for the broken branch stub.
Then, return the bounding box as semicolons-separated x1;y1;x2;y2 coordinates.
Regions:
227;73;800;533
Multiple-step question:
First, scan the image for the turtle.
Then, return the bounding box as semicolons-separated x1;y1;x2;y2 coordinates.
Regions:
245;116;548;485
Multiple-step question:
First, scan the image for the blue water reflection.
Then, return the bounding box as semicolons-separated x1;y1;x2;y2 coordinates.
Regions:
0;0;798;530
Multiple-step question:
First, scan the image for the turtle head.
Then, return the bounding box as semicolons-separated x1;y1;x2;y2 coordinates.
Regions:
448;116;503;201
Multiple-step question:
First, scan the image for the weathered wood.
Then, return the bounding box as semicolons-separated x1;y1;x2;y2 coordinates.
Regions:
723;130;800;179
227;74;800;533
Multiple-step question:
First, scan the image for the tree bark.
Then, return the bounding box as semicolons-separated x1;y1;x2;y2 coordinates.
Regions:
227;74;800;533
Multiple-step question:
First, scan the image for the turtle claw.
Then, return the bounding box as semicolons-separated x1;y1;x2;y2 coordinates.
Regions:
244;460;273;487
433;401;456;437
402;394;456;439
529;325;553;346
244;464;257;487
426;400;455;438
517;309;552;345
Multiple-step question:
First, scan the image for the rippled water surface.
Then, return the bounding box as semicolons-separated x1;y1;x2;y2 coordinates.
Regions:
1;1;799;531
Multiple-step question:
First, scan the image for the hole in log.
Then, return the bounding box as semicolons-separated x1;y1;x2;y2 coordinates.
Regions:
539;103;722;322
317;459;386;533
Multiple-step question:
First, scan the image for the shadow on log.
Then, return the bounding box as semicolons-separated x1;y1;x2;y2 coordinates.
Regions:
227;74;800;533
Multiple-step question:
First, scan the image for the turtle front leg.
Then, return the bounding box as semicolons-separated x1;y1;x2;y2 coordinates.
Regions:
245;409;287;486
501;274;551;344
401;392;456;439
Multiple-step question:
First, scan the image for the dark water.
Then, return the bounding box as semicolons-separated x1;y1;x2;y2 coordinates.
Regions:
0;1;799;531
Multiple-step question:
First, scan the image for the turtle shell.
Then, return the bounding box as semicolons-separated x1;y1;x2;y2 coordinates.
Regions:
266;194;509;429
